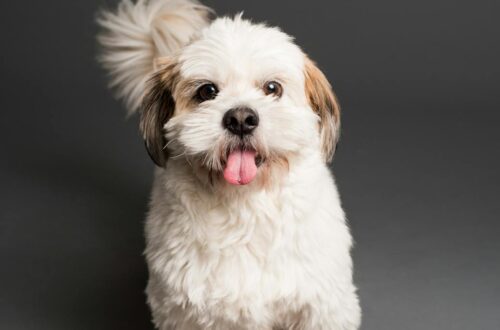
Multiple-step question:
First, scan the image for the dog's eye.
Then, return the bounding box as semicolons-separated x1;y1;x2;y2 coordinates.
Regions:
263;81;283;97
196;83;218;102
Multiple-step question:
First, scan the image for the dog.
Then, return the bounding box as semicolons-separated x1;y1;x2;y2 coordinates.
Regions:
98;0;361;328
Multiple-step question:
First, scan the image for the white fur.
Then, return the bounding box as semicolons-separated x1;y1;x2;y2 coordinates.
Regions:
98;1;361;329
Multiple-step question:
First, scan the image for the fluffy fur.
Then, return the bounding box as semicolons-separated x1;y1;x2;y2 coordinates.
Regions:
98;1;361;329
97;0;212;113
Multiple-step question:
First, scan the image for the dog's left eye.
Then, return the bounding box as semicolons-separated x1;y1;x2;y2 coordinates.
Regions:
263;81;283;98
196;83;219;102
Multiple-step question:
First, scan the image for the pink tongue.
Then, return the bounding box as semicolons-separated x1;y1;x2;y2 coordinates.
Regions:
223;150;257;185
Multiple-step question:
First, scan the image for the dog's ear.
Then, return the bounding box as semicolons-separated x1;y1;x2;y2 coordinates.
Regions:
304;57;341;162
140;58;177;167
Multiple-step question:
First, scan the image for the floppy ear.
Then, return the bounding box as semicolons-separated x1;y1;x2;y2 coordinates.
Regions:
304;57;341;162
140;58;177;167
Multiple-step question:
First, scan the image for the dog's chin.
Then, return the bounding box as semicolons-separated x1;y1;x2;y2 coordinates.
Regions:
180;133;293;189
186;137;271;187
189;141;292;191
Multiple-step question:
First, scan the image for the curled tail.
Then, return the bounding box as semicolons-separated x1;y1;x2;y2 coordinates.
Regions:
97;0;212;113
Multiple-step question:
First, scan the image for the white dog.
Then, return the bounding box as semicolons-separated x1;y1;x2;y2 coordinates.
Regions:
98;0;361;329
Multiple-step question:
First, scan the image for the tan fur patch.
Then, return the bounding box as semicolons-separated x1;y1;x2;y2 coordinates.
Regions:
303;56;341;162
253;153;291;190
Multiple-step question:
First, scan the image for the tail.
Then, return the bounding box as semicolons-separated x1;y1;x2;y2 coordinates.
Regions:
97;0;212;114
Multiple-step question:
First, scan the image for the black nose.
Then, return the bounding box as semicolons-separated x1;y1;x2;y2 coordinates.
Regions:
222;107;259;136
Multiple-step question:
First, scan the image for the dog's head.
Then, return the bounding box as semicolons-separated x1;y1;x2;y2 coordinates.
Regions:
141;16;340;187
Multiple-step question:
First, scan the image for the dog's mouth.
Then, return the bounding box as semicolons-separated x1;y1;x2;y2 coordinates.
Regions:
222;147;263;185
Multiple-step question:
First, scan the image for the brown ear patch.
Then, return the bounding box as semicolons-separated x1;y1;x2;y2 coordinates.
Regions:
304;56;341;162
140;58;179;167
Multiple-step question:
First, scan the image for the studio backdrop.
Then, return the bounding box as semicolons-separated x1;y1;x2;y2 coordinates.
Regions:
0;0;499;329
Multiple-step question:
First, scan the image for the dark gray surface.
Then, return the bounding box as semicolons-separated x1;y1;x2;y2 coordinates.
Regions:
1;0;499;329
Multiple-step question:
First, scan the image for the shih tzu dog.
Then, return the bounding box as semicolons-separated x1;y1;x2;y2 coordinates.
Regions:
98;0;361;329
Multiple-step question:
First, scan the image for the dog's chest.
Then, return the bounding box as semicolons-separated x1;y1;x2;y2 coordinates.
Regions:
150;188;320;323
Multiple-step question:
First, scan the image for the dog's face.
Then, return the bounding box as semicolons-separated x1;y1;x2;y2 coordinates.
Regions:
141;17;340;187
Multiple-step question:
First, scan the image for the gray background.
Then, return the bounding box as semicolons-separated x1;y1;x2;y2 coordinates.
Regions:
1;0;499;329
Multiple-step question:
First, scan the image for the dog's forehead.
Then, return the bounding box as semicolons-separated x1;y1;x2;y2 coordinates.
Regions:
178;17;305;83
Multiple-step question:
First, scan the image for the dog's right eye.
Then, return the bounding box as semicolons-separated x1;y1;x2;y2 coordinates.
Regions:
196;83;219;102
